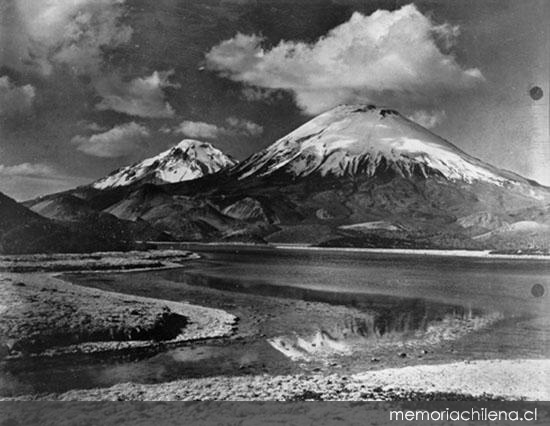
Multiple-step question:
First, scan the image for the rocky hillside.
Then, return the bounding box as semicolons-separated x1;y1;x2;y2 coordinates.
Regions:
24;105;550;251
93;139;236;189
0;191;164;254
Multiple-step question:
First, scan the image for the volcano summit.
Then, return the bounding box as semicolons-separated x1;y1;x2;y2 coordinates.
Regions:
232;105;536;188
24;105;550;251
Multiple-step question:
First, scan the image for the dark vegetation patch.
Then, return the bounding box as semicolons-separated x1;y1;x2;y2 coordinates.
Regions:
7;310;188;355
0;279;190;357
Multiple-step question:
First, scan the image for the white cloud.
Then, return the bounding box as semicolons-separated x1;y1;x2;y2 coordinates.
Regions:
78;121;108;132
0;75;35;117
95;70;179;118
51;3;133;74
225;117;264;137
72;122;150;157
205;4;484;114
173;117;263;139
2;0;132;75
174;121;222;139
0;163;88;201
159;125;173;134
0;162;59;178
407;110;446;129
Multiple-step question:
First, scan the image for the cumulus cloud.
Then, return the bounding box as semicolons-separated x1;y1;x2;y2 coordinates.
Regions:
174;121;222;139
78;121;108;132
0;75;35;117
2;0;132;74
0;161;87;200
173;117;263;139
72;122;150;157
95;70;179;118
205;4;484;114
50;2;133;73
225;117;264;137
408;110;447;129
0;162;59;178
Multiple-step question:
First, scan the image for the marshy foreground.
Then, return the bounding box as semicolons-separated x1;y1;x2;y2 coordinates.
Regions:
0;249;549;401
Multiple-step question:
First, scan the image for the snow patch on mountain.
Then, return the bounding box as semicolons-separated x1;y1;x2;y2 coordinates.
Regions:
339;221;405;232
93;140;236;189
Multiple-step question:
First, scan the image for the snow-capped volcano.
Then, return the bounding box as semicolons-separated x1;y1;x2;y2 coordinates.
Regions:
233;104;529;186
29;105;550;251
93;139;236;189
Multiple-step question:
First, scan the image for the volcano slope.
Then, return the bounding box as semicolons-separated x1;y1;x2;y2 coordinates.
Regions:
178;105;550;249
27;105;550;250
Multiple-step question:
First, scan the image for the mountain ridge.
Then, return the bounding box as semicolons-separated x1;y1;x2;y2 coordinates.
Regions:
22;104;550;251
230;104;540;190
93;139;236;189
0;191;157;254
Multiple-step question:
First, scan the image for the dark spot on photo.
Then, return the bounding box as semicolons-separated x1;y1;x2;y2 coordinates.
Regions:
531;283;545;298
529;86;543;101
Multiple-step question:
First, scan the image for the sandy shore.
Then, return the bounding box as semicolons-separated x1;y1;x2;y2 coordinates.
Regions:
0;249;200;273
0;272;236;360
273;245;550;260
11;359;547;401
154;241;550;260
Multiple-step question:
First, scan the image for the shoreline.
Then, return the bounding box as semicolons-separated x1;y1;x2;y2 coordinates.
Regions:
0;249;201;273
275;245;550;260
152;241;550;261
8;359;548;401
0;271;236;361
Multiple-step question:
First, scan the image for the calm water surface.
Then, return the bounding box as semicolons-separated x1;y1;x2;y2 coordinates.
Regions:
173;245;550;317
1;246;549;396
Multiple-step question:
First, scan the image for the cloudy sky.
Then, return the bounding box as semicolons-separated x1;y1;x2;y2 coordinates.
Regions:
0;0;548;200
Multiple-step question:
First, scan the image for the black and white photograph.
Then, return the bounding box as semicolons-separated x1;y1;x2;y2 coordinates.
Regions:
0;0;549;413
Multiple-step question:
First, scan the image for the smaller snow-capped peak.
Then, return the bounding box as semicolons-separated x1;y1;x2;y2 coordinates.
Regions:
232;104;528;186
93;139;236;189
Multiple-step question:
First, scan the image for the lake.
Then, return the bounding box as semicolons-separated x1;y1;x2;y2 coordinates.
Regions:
170;245;550;316
1;246;549;396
